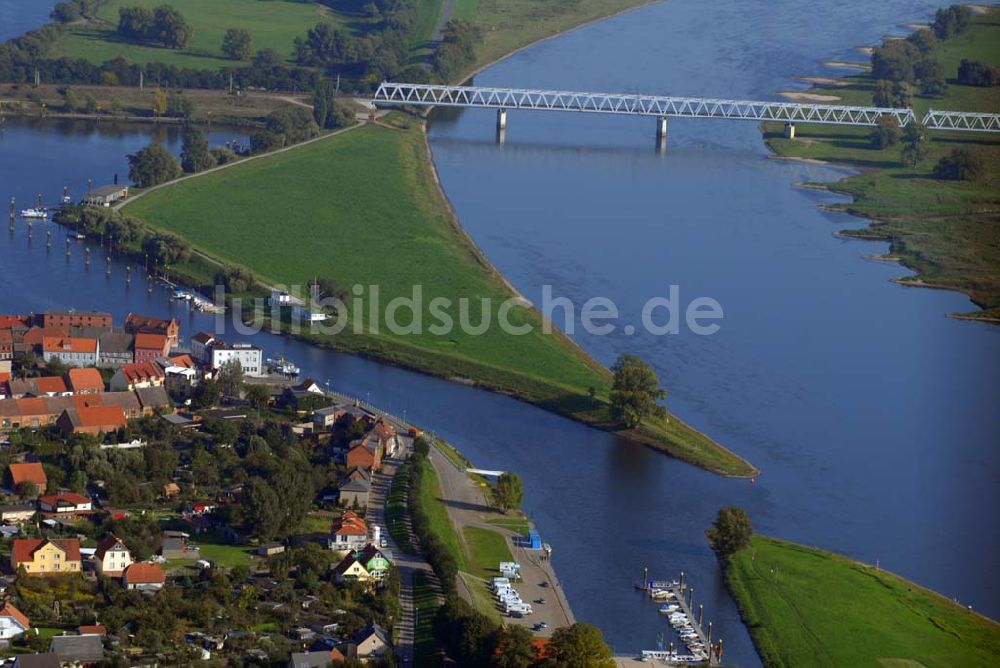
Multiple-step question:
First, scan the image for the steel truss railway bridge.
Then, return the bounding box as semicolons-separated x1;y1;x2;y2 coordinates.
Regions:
373;82;1000;142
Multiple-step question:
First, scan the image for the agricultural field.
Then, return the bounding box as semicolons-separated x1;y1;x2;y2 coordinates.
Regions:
726;535;1000;667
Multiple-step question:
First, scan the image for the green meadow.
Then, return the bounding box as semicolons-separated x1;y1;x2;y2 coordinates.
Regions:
726;535;1000;667
54;0;357;69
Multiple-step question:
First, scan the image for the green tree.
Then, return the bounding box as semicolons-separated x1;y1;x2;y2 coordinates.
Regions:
180;124;215;173
931;4;971;39
870;115;902;149
191;378;221;409
609;354;667;429
870;40;918;83
221;27;252;60
546;623;614;667
916;58;947;96
491;472;523;513
127;142;181;187
934;147;986;181
216;358;244;400
900;119;929;168
16;481;38;499
245;383;270;410
141;230;190;265
152;4;191;49
151;87;168;118
957;59;1000;87
706;506;753;556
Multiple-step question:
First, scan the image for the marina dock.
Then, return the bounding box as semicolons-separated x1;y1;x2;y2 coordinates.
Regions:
632;570;723;665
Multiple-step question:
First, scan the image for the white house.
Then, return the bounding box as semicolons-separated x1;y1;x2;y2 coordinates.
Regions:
209;342;263;376
95;534;133;576
0;602;28;639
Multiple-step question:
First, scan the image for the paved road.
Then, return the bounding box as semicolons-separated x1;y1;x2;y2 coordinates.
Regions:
427;444;575;636
369;440;442;663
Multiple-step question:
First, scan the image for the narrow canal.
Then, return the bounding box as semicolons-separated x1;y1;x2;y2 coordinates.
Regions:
0;0;997;663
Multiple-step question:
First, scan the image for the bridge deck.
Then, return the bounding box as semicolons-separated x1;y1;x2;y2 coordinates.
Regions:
373;82;1000;132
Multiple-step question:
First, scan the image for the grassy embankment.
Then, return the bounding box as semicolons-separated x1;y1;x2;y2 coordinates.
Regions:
122;111;756;477
415;455;509;621
53;0;365;70
764;12;1000;321
725;535;1000;667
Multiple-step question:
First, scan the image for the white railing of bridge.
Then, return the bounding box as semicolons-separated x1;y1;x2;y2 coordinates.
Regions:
373;82;1000;132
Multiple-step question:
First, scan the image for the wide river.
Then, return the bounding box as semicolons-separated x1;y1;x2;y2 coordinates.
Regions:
2;0;998;663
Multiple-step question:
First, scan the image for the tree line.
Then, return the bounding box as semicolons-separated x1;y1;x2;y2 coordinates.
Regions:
117;4;192;49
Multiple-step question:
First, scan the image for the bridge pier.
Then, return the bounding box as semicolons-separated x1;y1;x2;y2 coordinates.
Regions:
656;116;668;139
497;108;507;131
783;122;796;139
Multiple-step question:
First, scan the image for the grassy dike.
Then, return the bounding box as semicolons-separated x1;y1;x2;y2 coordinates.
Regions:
725;535;1000;667
121;112;757;477
763;12;1000;321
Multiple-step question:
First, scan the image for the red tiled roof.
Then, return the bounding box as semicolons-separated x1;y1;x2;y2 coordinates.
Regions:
78;624;107;635
12;538;81;564
39;491;91;507
32;376;67;394
192;332;214;344
0;602;29;630
9;462;47;486
23;326;68;347
67;368;105;392
118;361;164;384
332;510;368;536
168;354;196;368
0;315;31;330
15;397;49;417
42;336;97;354
123;562;165;584
71;405;127;429
125;313;176;332
134;333;168;351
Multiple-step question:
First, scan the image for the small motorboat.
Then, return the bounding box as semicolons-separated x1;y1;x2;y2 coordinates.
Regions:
658;604;679;615
21;208;48;219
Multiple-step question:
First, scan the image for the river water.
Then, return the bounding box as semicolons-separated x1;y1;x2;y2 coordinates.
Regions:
1;0;998;664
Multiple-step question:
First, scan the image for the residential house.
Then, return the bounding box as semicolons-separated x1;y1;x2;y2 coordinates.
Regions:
0;329;12;363
77;625;106;636
160;531;199;560
258;543;285;557
125;313;179;348
161;355;199;397
288;651;345;668
135;386;172;415
338;474;370;509
208;341;263;376
83;183;128;206
12;654;61;668
190;332;215;362
8;462;47;494
328;511;368;552
95;331;133;369
98;392;143;419
56;405;127;437
0;601;29;640
49;633;105;666
332;555;371;583
346;436;381;472
312;404;348;430
94;535;133;576
109;361;164;392
354;623;389;659
371;420;399;458
0;503;36;524
0;398;57;431
355;544;392;582
38;492;92;515
122;562;166;591
20;326;67;357
65;368;104;395
11;538;82;575
42;337;99;367
29;377;69;397
133;333;170;365
43;311;112;330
